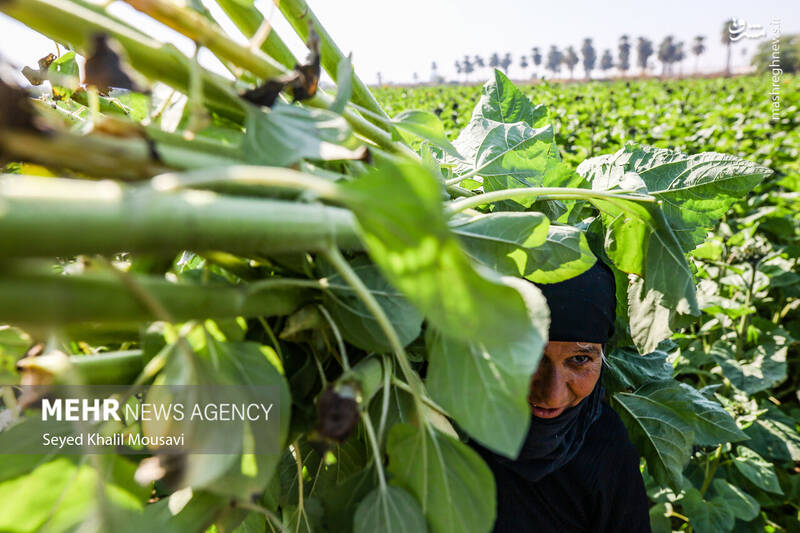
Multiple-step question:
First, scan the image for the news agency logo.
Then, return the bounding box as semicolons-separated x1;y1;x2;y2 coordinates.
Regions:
0;385;281;455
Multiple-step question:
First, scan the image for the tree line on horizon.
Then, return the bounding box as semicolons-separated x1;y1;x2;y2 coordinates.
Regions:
410;20;762;84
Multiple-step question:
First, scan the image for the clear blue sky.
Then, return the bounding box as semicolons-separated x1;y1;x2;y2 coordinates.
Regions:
0;0;797;84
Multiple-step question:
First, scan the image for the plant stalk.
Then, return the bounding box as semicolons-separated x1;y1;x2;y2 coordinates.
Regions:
0;175;362;258
446;187;657;214
0;271;310;325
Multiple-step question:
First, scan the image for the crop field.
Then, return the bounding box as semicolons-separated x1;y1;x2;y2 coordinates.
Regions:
0;0;799;532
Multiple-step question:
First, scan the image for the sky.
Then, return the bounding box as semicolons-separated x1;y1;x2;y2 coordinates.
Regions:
0;0;798;86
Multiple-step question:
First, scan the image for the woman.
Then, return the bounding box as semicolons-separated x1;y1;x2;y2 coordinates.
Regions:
470;260;652;533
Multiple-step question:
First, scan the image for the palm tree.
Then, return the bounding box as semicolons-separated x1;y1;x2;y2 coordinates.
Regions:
520;55;529;77
501;53;512;73
600;49;614;75
657;36;676;76
618;35;631;77
691;36;706;74
474;54;485;77
674;41;686;77
581;38;596;80
489;52;500;70
636;37;654;76
462;55;474;81
531;47;542;78
563;46;579;78
546;46;562;77
722;19;734;76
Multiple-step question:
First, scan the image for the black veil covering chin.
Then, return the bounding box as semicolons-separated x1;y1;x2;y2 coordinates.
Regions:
473;364;606;483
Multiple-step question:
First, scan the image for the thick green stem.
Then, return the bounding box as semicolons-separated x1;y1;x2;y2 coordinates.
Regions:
446;187;657;214
151;165;342;200
17;349;144;384
1;0;246;121
0;175;362;257
0;271;309;325
0;127;241;181
699;445;723;497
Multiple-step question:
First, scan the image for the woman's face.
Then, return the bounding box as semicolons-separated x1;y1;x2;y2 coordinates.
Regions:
527;341;603;419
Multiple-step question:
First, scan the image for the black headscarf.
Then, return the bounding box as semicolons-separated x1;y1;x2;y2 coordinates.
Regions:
474;259;616;482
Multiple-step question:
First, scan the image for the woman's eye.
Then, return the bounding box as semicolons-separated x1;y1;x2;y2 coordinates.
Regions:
569;355;591;365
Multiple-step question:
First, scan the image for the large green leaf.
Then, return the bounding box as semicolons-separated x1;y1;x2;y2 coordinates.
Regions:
243;103;364;167
604;347;673;392
744;411;800;462
682;488;735;533
710;340;787;394
450;70;584;206
393;110;464;161
450;211;548;273
612;382;693;489
452;214;595;284
732;447;784;495
711;478;760;521
523;224;596;283
386;424;495;533
577;144;771;251
353;486;428;533
590;193;699;353
319;255;424;353
674;383;748;446
339;160;548;353
425;317;545;457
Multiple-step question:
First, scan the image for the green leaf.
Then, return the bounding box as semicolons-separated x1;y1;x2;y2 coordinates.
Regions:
674;383;748;446
425;320;545;457
450;70;583;206
386;424;496;533
451;214;595;284
243;103;364;167
744;412;800;462
523;224;596;283
317;468;376;533
319;255;424;353
353;486;428;533
0;456;148;533
592;193;699;353
682;488;735;533
604;347;673;391
471;70;550;127
577;144;771;251
450;211;549;275
732;447;784;495
393;110;464;161
331;54;353;115
710;478;760;521
648;502;672;533
339;160;548;353
612;382;693;490
142;489;228;533
710;340;787;394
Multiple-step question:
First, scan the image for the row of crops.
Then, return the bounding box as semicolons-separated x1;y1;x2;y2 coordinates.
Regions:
0;0;798;531
377;76;800;531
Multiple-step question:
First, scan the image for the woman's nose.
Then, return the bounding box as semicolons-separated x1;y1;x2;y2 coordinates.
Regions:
531;363;569;406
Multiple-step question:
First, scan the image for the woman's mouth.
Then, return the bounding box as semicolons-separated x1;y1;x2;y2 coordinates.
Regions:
530;405;566;419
